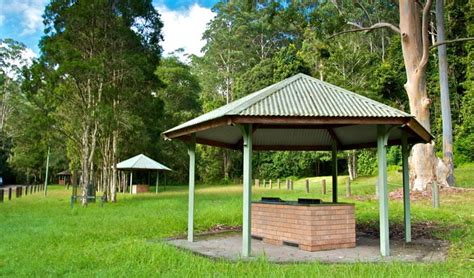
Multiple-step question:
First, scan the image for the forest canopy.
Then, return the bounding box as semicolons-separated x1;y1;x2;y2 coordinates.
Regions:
1;0;473;199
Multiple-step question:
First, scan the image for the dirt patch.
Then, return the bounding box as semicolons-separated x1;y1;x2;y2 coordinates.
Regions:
165;224;242;240
200;221;455;242
389;187;473;201
206;224;241;233
357;220;457;241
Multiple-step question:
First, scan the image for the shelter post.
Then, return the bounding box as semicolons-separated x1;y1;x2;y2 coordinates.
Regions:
331;143;338;203
377;125;390;256
239;124;253;257
156;172;159;194
129;171;133;194
401;131;411;242
187;134;196;242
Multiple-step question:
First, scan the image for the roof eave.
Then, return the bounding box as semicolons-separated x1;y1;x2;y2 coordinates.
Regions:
404;118;433;143
163;115;415;140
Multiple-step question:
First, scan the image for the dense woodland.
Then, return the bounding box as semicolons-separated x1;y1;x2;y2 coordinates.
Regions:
1;0;473;201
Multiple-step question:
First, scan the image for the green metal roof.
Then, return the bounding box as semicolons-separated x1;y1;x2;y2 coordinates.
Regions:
163;73;431;150
164;73;411;135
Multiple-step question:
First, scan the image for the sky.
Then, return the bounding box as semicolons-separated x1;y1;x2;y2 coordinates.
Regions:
0;0;217;60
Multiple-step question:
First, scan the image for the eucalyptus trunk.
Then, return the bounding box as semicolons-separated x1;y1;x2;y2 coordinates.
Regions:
399;0;448;191
347;150;357;180
80;121;91;205
110;129;118;202
436;0;455;186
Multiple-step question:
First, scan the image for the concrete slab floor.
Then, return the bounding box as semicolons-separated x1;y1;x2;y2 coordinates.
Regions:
164;232;448;263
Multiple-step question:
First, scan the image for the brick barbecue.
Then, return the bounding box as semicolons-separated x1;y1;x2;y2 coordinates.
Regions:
131;184;149;194
251;200;355;251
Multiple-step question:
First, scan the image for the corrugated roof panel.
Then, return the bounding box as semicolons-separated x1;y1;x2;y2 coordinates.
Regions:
238;75;410;117
164;73;411;136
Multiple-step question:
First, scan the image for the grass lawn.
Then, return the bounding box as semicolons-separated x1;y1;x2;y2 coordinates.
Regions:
0;170;473;277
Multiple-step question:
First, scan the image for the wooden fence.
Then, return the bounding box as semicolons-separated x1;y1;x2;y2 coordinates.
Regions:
0;184;44;202
253;178;352;196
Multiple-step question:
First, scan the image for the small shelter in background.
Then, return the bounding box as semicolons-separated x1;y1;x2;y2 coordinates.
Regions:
57;170;72;185
116;154;171;194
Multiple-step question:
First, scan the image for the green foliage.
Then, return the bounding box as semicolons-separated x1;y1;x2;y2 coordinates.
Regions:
454;1;474;164
3;0;474;187
357;150;378;176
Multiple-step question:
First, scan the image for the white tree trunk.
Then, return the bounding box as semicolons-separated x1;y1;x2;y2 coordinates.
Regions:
399;0;449;191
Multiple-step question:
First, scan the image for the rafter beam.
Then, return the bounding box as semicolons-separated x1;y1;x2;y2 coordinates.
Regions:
327;128;342;148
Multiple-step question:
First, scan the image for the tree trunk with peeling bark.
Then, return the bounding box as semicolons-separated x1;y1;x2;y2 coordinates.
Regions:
399;0;448;191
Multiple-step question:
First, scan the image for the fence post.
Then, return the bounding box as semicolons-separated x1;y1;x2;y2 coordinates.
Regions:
25;186;28;196
432;181;440;208
322;179;326;195
8;187;12;200
290;180;294;190
263;179;266;188
277;179;281;189
346;179;351;197
269;180;272;189
0;189;4;202
16;187;20;198
305;179;309;193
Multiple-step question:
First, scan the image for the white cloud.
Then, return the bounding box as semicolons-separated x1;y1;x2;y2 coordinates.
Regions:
157;4;215;61
1;0;47;36
0;43;36;79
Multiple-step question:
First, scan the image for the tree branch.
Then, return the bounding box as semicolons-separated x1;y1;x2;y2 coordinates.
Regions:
430;37;474;49
419;0;433;71
328;22;401;39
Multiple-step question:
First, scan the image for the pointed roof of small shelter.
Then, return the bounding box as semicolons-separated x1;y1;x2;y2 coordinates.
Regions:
116;154;171;171
57;170;72;176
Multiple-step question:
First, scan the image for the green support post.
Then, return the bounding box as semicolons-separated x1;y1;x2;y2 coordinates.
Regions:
187;134;196;242
331;143;338;203
44;146;50;197
240;124;253;257
401;131;411;242
377;125;390;256
156;171;159;194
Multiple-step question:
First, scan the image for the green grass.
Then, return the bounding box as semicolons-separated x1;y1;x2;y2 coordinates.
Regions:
0;171;473;277
455;163;474;188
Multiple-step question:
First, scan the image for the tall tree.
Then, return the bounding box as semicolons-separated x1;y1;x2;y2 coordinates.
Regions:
435;0;454;186
41;0;162;204
331;0;456;190
0;39;32;184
